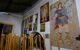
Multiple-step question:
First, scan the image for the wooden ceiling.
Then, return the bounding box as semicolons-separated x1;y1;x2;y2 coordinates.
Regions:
0;0;38;13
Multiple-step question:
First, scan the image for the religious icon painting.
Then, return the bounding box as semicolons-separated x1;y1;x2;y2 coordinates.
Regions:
29;23;32;31
40;2;49;23
28;16;33;31
21;19;26;34
50;0;79;50
29;16;33;23
25;19;28;28
23;19;28;34
40;23;45;32
33;14;38;32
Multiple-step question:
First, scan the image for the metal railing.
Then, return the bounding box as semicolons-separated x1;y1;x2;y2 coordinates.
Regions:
0;32;46;50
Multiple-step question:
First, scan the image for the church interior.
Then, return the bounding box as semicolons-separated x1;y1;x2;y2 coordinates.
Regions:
0;0;80;50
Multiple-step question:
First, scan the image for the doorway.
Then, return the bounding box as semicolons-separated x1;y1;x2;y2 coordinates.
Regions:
0;23;13;41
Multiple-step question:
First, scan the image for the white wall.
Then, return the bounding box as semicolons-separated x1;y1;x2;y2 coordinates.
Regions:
24;0;71;50
0;14;22;36
24;0;50;50
76;0;80;27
